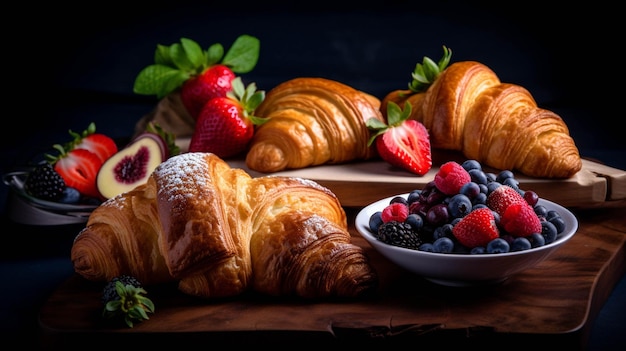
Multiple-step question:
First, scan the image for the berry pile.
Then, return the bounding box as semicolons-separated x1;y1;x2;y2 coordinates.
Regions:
368;160;567;254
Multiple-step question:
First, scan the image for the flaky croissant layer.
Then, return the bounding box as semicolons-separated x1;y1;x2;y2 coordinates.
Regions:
71;152;378;299
382;61;582;179
245;77;384;173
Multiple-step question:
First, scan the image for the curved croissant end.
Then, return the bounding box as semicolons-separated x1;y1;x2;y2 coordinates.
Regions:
246;77;383;173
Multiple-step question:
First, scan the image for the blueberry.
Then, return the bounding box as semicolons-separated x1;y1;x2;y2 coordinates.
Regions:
418;243;435;252
448;194;472;218
369;211;383;234
470;246;486;254
468;169;488;185
487;181;502;194
496;170;515;184
405;213;424;232
58;187;81;204
461;159;482;172
511;237;531;251
487;238;510;253
534;205;549;218
549;216;566;234
407;190;421;205
459;182;481;199
390;196;408;206
528;233;546;248
433;237;454;253
541;221;558;244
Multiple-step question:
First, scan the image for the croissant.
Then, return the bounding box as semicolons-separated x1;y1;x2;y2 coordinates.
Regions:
71;152;377;299
382;61;582;178
245;77;384;173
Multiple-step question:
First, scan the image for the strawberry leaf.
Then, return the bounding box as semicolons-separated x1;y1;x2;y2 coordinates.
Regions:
222;34;260;74
133;65;188;98
206;43;225;66
169;43;195;71
180;37;206;67
408;45;452;93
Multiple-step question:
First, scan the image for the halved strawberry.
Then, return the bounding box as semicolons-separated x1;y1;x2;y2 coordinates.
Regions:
63;122;118;163
76;133;118;163
366;101;432;175
53;148;103;199
188;77;267;158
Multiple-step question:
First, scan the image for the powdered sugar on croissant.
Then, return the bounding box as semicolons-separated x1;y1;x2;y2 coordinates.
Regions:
71;152;378;299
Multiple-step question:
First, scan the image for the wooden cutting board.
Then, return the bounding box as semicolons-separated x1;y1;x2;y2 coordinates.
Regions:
225;150;626;209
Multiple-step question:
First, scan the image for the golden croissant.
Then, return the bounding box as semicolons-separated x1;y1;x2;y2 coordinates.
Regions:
382;61;582;178
245;77;384;173
71;152;378;299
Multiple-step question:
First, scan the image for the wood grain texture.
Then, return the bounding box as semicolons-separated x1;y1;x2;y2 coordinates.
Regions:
38;203;626;349
227;150;626;208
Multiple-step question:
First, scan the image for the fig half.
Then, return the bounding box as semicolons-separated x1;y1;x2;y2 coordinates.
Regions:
96;132;168;199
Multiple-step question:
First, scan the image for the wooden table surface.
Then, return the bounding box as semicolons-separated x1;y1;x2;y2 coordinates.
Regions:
38;200;626;350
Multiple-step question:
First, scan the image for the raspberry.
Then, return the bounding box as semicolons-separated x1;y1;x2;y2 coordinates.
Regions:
452;207;500;248
500;202;542;237
434;161;471;195
381;202;409;223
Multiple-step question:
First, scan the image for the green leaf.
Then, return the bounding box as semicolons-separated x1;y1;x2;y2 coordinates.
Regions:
154;44;173;66
206;43;225;66
222;34;260;73
180;37;205;68
169;43;195;71
133;65;186;98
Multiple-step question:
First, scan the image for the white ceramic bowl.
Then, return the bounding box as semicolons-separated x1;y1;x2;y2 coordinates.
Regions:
355;194;578;287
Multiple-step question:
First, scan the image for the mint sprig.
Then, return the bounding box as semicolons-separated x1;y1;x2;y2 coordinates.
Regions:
133;35;260;98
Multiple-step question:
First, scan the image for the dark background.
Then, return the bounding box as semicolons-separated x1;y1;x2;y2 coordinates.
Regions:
2;1;624;349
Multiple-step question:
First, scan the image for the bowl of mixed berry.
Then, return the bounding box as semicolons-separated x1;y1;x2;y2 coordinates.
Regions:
355;159;578;287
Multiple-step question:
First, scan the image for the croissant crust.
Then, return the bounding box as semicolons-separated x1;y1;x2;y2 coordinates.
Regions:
245;77;384;173
71;152;377;299
383;61;582;178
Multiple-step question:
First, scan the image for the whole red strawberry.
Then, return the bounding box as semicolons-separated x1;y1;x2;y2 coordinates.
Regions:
452;207;500;248
180;64;236;118
133;36;260;119
366;101;432;175
486;185;525;216
188;77;267;158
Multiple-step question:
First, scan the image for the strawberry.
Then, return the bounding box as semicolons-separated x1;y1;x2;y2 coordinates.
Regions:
486;185;526;216
452;207;500;248
63;122;118;163
52;148;103;198
180;64;236;118
500;202;542;237
133;36;260;119
434;161;470;195
188;77;267;158
366;101;431;175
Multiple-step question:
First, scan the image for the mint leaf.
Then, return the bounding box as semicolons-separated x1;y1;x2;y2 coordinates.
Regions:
223;34;260;73
169;43;195;71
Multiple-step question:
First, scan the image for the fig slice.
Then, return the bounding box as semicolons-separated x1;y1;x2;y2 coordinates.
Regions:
96;132;168;199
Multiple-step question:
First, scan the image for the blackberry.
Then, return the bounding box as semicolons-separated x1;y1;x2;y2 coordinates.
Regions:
377;221;422;250
101;275;154;328
24;162;66;201
101;275;143;304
